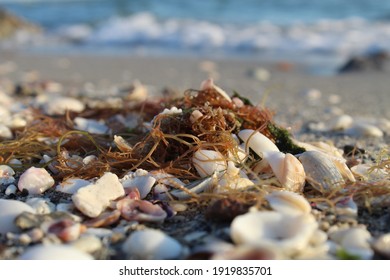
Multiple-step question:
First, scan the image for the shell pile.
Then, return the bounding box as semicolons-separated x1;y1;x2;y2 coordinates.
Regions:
0;78;389;260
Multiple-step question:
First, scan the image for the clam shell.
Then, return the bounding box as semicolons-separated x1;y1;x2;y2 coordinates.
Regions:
266;191;312;216
299;151;345;192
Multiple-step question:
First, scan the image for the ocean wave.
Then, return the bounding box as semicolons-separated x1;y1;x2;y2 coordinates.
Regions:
5;12;390;58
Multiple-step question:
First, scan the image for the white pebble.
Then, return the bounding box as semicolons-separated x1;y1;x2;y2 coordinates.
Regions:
72;172;125;218
43;97;85;115
19;244;93;260
345;123;383;138
0;165;15;185
71;235;103;254
328;114;353;130
17;167;55;195
0;199;35;234
74;117;109;134
122;229;183;260
5;184;17;195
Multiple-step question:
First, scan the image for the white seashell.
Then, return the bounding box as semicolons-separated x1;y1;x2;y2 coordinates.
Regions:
345;123;383;138
190;109;203;123
120;170;156;199
74;117;109;134
330;228;373;260
56;178;90;194
160;106;182;115
266;191;312;216
26;197;55;214
373;233;390;259
19;244;93;260
122;229;183;260
83;155;98;165
72;172;125;218
170;175;217;200
266;152;306;192
71;235;103;254
351;163;388;181
42;97;85;115
0;165;15;185
328;114;353;130
193;149;227;178
238;129;279;158
0;124;12;139
126;80;148;102
299;151;345;192
230;210;318;256
17;167;55;195
0;199;35;234
200;78;232;102
113;135;133;152
117;198;167;223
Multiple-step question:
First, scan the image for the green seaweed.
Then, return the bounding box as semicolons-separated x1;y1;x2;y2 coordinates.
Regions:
232;91;253;106
336;249;361;260
267;123;306;155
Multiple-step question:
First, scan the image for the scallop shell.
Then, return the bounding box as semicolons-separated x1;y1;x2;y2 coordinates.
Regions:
299;151;345;192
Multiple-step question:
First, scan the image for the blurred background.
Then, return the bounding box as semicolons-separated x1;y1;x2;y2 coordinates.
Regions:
1;0;390;67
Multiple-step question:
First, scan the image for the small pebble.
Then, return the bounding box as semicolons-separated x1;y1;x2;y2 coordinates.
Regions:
74;117;109;134
26;197;55;214
17;167;55;195
43;97;85;115
5;184;17;195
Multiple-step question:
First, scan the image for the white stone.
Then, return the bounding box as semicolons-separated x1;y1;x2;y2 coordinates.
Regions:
74;117;109;134
19;244;93;260
72;172;125;218
5;184;17;195
43;97;85;115
17;167;55;195
0;199;35;234
56;178;91;194
0;165;15;185
71;235;103;254
328;114;353;131
122;229;183;260
345;123;384;138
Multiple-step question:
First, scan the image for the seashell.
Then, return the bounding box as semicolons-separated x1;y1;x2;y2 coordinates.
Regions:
190;109;204;123
200;78;232;102
74;117;109;134
42;218;85;242
42;97;85;115
125;80;148;102
116;198;167;223
17;167;55;195
71;235;103;254
328;114;353;131
230;210;318;256
169;175;217;200
0;124;12;139
345;122;383;138
56;177;90;194
114;135;133;152
0;164;15;185
120;170;156;199
299;151;345;192
238;129;279;158
72;172;125;218
0;199;35;234
192;149;227;178
19;244;93;260
83;210;121;228
351;163;388;182
26;197;55;214
372;233;390;259
122;229;183;260
329;227;373;260
266;191;312;216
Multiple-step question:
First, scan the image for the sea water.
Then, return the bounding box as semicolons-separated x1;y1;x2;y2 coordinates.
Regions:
1;0;390;66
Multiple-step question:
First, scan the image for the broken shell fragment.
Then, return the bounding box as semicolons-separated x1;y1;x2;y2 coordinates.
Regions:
17;167;55;195
266;191;312;216
192;149;227;178
238;129;279;157
299;151;346;192
200;78;232;102
122;229;183;259
116;198;167;223
230;210;318;256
